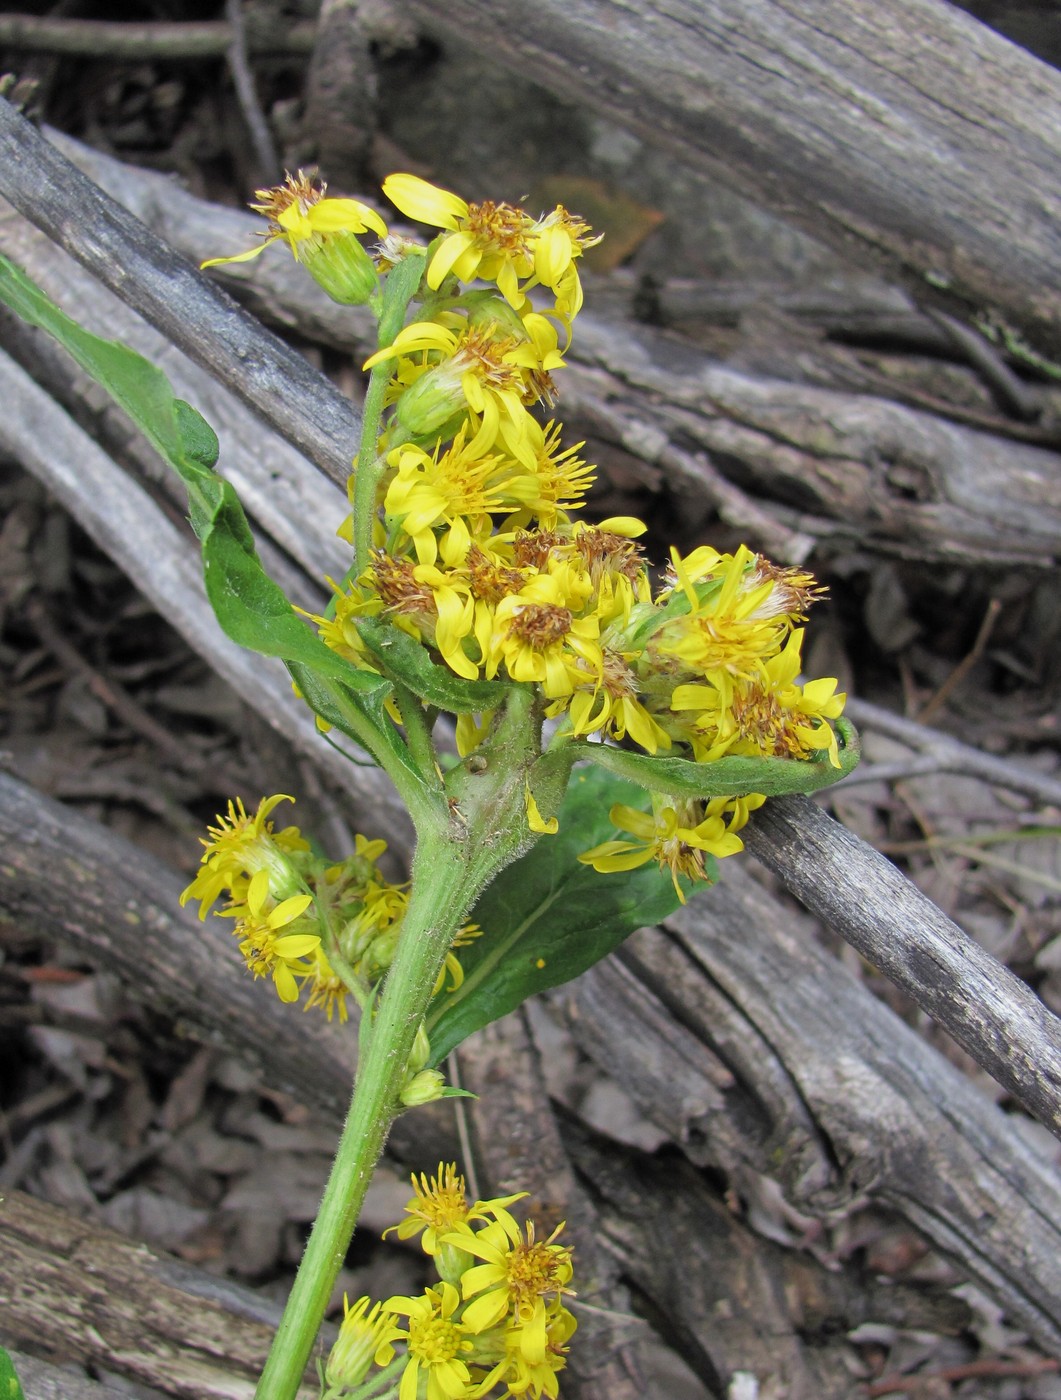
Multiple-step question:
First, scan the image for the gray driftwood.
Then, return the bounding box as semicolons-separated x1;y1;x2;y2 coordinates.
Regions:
554;861;1061;1354
402;0;1061;362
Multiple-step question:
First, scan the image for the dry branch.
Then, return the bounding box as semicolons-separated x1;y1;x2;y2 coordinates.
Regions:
742;794;1061;1136
0;14;317;58
401;0;1061;361
553;860;1061;1352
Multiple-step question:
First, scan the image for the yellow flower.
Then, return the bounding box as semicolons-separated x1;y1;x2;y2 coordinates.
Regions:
179;794;308;919
501;1301;577;1399
300;946;349;1023
647;544;789;684
384;1163;526;1257
378;1282;476;1400
231;869;319;1002
383;427;509;566
670;628;846;765
578;798;748;901
326;1295;402;1391
445;1216;574;1355
384;172;536;308
485;572;601;696
364;316;560;468
201;171;387;303
567;648;671;754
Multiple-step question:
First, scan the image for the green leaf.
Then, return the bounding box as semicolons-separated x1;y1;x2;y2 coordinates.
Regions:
426;764;691;1062
0;1347;25;1400
0;253;399;746
570;716;860;798
356;616;513;711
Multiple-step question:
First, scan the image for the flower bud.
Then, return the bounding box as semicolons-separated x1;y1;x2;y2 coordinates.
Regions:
300;232;379;305
399;1068;446;1107
325;1295;391;1390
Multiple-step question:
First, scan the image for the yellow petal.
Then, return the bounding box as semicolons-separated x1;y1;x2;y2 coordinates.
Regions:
525;785;559;834
382;173;468;229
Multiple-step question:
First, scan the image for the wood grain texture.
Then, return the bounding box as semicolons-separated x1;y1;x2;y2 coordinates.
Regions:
0;1192;319;1399
554;857;1061;1352
402;0;1061;357
743;794;1061;1136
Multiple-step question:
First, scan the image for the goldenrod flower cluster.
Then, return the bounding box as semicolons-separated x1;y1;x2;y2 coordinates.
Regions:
323;1164;576;1400
180;795;476;1024
206;171;845;894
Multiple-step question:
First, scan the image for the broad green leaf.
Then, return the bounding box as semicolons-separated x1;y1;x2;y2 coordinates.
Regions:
0;1347;25;1400
426;764;693;1062
0;254;398;746
570;716;860;798
356;616;513;711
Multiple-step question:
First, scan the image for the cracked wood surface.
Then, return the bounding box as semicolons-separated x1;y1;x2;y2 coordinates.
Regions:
402;0;1061;361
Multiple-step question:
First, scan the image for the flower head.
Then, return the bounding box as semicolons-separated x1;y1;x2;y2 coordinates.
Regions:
446;1215;574;1354
578;796;756;900
202;170;387;303
379;1281;476;1400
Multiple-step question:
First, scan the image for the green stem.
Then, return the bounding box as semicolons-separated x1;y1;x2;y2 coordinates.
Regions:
351;252;426;580
253;824;486;1400
392;681;437;782
255;690;542;1399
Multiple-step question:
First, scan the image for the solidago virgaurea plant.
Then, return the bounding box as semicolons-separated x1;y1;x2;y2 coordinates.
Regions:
0;168;858;1400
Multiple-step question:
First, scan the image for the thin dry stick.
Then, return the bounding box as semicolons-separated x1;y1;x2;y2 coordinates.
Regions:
223;0;279;177
916;596;1004;724
0;14;317;57
744;794;1061;1137
843;695;1061;808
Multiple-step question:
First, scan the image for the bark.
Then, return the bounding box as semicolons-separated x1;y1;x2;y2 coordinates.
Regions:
553;858;1061;1353
401;0;1061;361
0;1191;320;1400
742;794;1061;1137
0;98;360;489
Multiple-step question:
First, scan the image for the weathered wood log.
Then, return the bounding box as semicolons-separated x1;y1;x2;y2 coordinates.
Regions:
742;794;1061;1137
553;858;1061;1353
2;769;1060;1363
27;126;1061;569
3;1348;166;1400
0;1190;321;1400
400;0;1061;363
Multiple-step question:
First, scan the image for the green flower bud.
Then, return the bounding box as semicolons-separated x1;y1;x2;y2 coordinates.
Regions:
301;232;379;305
399;1068;446;1108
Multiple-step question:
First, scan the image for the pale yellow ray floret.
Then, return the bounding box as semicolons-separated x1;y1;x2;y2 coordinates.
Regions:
229;869;319;1003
